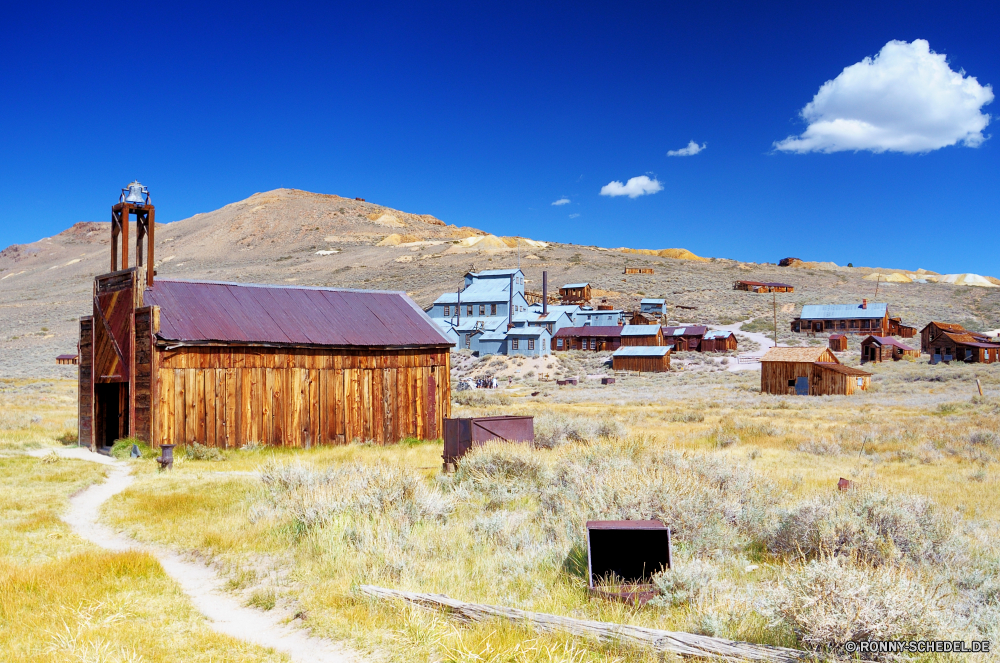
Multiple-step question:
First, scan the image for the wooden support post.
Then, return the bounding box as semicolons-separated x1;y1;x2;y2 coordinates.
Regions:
122;204;130;270
977;379;983;397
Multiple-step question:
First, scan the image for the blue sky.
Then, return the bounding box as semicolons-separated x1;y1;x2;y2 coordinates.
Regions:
1;1;998;274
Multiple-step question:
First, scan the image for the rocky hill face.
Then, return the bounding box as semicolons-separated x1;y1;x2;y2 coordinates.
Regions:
3;188;999;378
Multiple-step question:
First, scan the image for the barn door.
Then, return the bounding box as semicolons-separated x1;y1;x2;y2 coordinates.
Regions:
93;273;137;382
795;377;809;396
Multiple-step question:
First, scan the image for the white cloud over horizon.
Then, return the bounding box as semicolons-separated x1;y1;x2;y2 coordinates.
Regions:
568;213;581;218
599;175;663;198
551;197;570;205
667;140;706;156
775;39;993;154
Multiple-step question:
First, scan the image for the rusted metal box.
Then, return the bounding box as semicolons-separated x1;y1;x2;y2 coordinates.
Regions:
601;377;615;385
442;415;534;464
586;520;671;604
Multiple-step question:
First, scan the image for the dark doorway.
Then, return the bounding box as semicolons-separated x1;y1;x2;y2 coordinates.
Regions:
95;383;129;451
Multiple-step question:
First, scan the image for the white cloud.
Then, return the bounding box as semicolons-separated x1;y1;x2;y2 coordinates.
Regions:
551;198;570;206
775;39;993;154
599;175;663;198
667;140;706;156
568;213;581;218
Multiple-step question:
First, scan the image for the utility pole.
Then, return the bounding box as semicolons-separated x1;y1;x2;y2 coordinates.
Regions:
773;291;778;348
874;273;881;299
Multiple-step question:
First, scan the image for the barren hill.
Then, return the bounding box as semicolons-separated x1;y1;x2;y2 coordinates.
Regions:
3;188;1000;378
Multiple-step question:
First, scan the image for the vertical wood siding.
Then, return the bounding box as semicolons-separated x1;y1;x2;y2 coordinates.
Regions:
154;347;450;448
78;317;94;448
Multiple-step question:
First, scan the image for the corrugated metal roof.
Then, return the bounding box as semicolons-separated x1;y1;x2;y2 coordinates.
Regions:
662;326;708;336
760;347;832;363
579;309;622;315
554;326;623;338
640;298;666;304
940;331;1000;348
613;346;671;357
800;303;887;320
507;328;547;337
621;325;660;336
145;279;452;347
703;330;734;339
561;282;590;289
434;280;512;304
469;268;522;277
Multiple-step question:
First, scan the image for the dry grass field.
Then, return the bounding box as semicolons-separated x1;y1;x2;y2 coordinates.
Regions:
2;354;998;662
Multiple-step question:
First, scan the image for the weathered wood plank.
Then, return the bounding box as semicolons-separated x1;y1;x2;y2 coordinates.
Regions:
358;586;811;663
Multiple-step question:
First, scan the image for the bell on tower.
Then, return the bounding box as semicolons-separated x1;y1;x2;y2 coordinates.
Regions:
111;181;155;285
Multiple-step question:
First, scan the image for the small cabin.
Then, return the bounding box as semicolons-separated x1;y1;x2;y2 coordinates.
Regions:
860;336;919;363
661;326;708;352
624;267;654;275
559;283;591;305
620;325;664;347
639;298;666;315
700;330;738;352
888;317;917;338
612;346;670;372
553;326;622;352
919;321;991;353
828;334;848;352
760;347;871;396
628;311;658;325
733;281;794;293
56;354;79;365
926;331;1000;364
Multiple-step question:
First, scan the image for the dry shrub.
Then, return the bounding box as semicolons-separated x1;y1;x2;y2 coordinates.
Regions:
710;416;782;447
765;557;942;655
767;487;953;566
539;442;779;555
452;390;511;407
453;442;545;508
533;414;626;448
649;560;718;608
256;460;452;533
796;439;842;456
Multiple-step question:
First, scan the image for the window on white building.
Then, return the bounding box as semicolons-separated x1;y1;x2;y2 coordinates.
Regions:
511;338;519;350
443;305;450;316
528;339;535;350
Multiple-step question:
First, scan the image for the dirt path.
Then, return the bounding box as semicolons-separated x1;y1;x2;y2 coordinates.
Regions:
705;320;775;372
51;449;360;663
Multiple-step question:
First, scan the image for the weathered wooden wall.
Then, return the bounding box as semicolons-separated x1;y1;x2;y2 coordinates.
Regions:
133;307;156;443
154;347;451;448
612;353;670;372
620;331;663;347
814;368;869;395
78;317;94;448
760;361;813;395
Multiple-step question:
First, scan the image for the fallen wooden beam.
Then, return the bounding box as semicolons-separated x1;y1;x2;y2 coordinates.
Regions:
358;585;813;662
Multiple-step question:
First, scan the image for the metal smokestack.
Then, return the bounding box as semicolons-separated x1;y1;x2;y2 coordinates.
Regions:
542;271;548;316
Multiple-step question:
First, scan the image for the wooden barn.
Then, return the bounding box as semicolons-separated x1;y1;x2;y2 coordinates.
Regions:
559;283;591;305
828;334;848;352
553;326;622;352
661;325;708;351
612;346;670;372
57;354;79;365
78;187;452;452
700;330;738;352
860;336;919;363
760;347;871;396
733;281;794;293
620;325;664;346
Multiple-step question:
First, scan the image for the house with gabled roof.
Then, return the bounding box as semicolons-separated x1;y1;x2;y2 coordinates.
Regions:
791;300;891;335
760;346;871;396
661;325;708;351
860;336;920;363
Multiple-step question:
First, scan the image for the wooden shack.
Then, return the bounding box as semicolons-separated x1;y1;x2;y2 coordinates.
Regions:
553;326;622;352
559;283;591;305
700;330;738;352
920;321;982;353
926;331;1000;364
760;347;871;396
78;191;452;452
733;281;794;293
628;311;658;325
860;336;919;363
828;334;848;352
57;354;79;365
791;301;894;335
620;325;664;346
612;346;670;372
888;317;917;338
624;267;654;275
661;326;708;352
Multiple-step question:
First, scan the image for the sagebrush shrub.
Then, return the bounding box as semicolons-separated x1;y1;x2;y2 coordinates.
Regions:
765;557;941;654
649;560;717;608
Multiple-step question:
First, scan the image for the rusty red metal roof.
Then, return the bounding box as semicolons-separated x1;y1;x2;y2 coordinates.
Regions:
554;326;623;338
144;279;453;348
587;520;667;530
